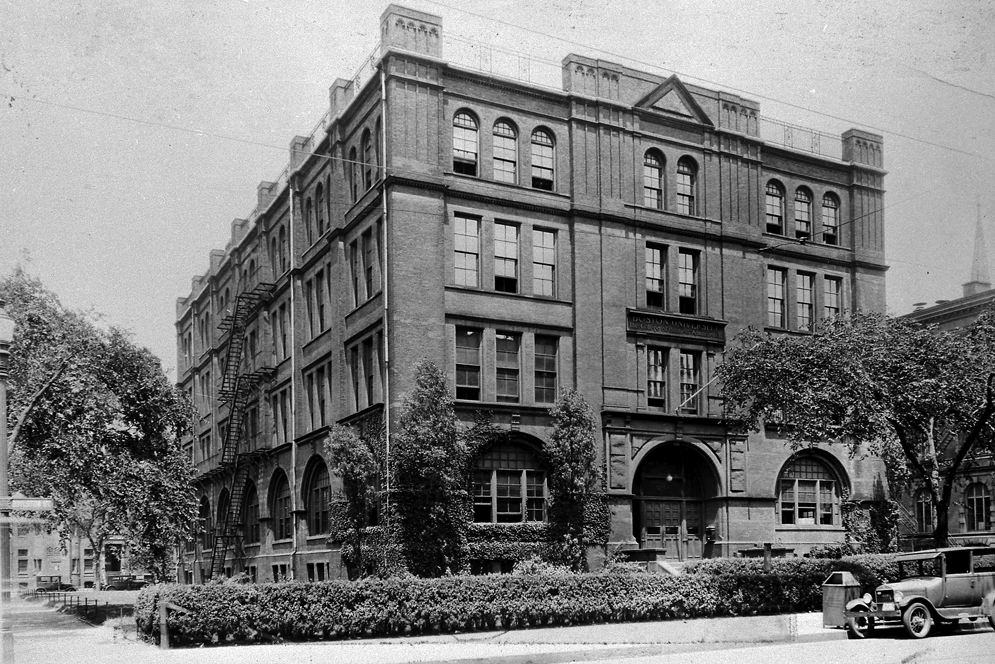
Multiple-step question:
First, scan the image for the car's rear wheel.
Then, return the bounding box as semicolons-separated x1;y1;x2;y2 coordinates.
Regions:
34;588;47;596
903;602;933;639
846;606;874;639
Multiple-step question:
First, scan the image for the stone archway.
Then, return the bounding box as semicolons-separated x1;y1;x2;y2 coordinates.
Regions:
633;442;720;560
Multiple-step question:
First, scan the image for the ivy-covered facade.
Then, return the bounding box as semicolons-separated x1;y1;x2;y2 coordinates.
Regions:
175;4;889;582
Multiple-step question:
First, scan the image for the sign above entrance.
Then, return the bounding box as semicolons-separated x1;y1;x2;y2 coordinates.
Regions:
627;310;726;345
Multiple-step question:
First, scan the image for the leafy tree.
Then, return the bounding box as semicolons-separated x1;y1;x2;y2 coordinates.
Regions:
718;311;995;547
390;360;470;577
324;423;378;578
543;390;600;570
2;268;196;584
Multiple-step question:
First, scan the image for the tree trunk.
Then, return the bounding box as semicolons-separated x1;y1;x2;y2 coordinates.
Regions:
933;501;950;548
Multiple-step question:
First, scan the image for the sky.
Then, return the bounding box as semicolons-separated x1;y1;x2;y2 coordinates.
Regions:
1;0;993;379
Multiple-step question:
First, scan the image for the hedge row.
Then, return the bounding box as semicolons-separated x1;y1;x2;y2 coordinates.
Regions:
135;553;897;647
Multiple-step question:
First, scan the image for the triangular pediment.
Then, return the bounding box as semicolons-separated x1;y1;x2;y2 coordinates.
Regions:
635;75;713;126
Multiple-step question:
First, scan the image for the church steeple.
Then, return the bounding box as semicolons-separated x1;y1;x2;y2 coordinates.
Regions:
963;201;991;297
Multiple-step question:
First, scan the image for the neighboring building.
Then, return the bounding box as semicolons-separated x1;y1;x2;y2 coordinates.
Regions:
900;208;995;549
175;4;889;582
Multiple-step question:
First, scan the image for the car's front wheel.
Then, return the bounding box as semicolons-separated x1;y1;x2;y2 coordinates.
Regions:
903;602;933;639
846;606;874;639
34;588;47;596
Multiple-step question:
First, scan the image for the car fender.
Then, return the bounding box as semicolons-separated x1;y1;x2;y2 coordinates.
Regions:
898;595;937;614
845;598;870;613
982;591;995;617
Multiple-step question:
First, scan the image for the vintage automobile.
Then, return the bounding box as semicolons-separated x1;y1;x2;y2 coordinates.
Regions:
34;575;77;594
100;575;150;591
844;546;995;639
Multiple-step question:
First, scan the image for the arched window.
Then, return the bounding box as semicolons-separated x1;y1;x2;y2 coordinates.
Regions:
794;188;812;239
198;496;213;550
240;268;248;291
362;128;373;190
248;259;256;283
348;146;359;202
643;151;663;208
278;226;288;274
676;157;697;215
316;184;325;237
453;111;478;176
271;472;293;541
222;287;230;314
530;128;555;190
493;120;517;183
305;197;314;246
765;181;785;234
822;193;839;245
217;489;230;538
915;489;933;534
243;482;260;545
305;461;331;535
777;455;841;526
966;483;991;532
472;443;546;523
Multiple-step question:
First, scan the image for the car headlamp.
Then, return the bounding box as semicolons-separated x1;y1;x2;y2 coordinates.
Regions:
893;590;903;602
862;593;872;603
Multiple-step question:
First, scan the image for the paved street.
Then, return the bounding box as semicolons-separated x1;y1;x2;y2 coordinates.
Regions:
2;592;993;663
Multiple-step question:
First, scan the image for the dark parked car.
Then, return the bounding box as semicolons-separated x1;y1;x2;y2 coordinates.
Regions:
845;546;995;639
34;575;76;594
101;575;149;591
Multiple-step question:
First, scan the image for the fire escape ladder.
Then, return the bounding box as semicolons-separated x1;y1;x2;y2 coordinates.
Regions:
206;282;274;579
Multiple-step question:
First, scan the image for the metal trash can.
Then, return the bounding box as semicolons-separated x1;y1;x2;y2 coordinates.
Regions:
822;571;861;627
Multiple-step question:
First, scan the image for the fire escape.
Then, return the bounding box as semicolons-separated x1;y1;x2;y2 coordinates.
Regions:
207;282;275;580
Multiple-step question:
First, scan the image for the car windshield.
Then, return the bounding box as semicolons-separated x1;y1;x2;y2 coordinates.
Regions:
898;556;942;579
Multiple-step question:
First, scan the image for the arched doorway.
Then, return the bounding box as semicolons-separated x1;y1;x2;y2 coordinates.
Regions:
633;443;719;560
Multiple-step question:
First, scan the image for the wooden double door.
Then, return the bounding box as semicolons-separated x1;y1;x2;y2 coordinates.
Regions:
640;499;703;560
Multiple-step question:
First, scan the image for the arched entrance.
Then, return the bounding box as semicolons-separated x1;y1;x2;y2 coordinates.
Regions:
633;443;719;560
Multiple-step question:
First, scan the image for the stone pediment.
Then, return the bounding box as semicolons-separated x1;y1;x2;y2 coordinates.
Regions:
635;75;713;126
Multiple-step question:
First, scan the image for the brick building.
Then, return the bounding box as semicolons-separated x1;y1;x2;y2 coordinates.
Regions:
175;4;889;582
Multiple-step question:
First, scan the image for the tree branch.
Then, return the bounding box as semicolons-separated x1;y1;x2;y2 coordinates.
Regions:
8;355;72;456
942;373;995;506
888;418;937;502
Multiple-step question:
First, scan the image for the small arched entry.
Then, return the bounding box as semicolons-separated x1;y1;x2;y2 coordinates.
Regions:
633;442;719;560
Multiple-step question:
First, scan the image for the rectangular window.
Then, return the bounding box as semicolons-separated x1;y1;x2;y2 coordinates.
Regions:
494;222;519;293
646;245;665;309
279;304;288;359
679;351;700;414
363;338;375;405
496;470;523;522
532;229;556;297
280;389;289;444
349;240;360;306
350;347;361;409
797;273;814;331
526;471;545;521
767;267;786;328
780;480;795;524
647;347;667;409
305;279;315;339
454;215;479;287
306;373;315;429
678;249;698;315
496;332;520;403
473;470;492;522
363;230;375;298
534;336;558;403
315;269;326;332
316;366;327;427
17;559;28;576
824;276;842;319
455;327;481;400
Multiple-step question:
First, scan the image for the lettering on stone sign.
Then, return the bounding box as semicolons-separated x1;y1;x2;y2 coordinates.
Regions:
626;311;725;343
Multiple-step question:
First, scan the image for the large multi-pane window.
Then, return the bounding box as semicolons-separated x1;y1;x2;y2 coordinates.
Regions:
496;332;521;403
797;273;814;331
272;474;293;541
676;158;697;215
767;267;786;327
473;444;546;523
794;188;812;239
306;463;331;535
678;249;698;315
530;128;555;190
243;483;260;544
643;151;663;208
966;483;991;532
532;229;556;296
765;181;785;234
453;111;478;176
493;120;517;183
646;245;665;308
915;490;934;534
647;347;667;409
824;276;842;319
534;336;558;403
454;215;479;287
456;327;482;400
494;222;519;293
778;456;839;526
822;193;839;245
678;351;700;413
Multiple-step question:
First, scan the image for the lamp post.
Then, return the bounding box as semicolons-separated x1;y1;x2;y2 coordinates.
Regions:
0;299;15;664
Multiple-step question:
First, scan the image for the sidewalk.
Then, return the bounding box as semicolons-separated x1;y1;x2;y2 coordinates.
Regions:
4;592;847;664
